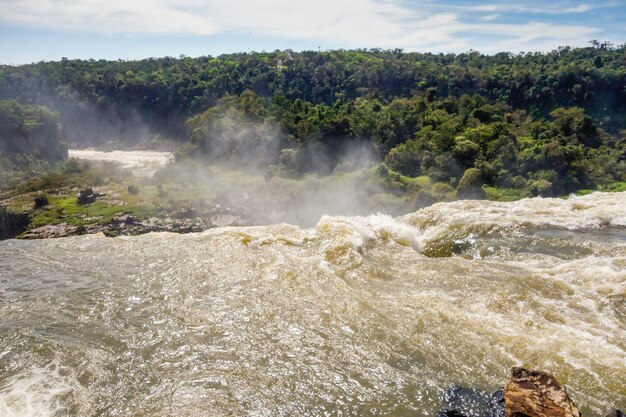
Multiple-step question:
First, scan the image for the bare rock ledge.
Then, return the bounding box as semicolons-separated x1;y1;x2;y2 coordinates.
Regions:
505;367;582;417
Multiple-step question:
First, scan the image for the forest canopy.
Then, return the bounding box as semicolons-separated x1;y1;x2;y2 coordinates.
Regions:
0;100;67;187
1;45;625;199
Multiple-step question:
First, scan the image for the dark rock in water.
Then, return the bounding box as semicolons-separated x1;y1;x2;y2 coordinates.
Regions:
127;184;139;194
605;410;623;417
0;206;30;239
488;389;505;417
34;196;49;208
441;411;469;417
77;188;97;204
505;367;582;417
438;386;504;417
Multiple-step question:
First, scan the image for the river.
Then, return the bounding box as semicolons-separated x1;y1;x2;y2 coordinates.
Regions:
0;192;624;416
67;149;172;177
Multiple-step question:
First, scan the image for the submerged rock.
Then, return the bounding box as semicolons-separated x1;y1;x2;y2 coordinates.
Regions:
489;389;506;417
440;411;469;417
505;367;582;417
438;386;504;417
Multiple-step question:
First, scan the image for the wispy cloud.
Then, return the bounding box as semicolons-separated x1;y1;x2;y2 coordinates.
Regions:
0;0;220;34
473;3;593;15
480;14;501;22
0;0;613;54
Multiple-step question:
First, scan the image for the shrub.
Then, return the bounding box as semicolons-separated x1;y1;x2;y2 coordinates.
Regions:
457;168;485;199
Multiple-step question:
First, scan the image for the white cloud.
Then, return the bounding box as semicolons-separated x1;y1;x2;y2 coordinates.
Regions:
0;0;220;34
565;4;593;13
473;3;593;15
456;21;600;54
0;0;603;53
481;14;501;22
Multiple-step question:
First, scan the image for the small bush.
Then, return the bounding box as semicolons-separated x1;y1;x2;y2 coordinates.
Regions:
457;168;485;199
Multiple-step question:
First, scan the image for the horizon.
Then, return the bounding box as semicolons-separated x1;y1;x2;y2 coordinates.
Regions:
1;0;625;65
0;42;624;67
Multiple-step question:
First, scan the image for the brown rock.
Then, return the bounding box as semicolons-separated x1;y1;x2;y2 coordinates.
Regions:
505;367;582;417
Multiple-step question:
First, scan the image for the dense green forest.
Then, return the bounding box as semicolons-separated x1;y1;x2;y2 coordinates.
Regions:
1;45;625;199
0;100;67;187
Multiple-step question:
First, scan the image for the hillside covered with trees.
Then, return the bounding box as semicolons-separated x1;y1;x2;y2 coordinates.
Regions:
0;45;625;201
0;100;67;187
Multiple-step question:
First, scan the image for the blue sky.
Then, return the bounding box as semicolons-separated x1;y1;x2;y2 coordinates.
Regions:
0;0;624;64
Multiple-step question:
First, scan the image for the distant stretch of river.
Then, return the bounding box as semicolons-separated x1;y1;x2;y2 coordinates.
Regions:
0;192;624;416
67;149;172;177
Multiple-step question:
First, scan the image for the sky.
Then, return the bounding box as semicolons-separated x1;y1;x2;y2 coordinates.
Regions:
0;0;624;64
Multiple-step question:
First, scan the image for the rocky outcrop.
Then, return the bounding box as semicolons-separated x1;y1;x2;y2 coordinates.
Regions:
12;196;249;239
34;196;49;208
20;222;77;239
111;213;134;225
505;367;582;417
0;206;30;240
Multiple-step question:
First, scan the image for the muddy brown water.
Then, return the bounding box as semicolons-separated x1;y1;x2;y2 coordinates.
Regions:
1;193;624;416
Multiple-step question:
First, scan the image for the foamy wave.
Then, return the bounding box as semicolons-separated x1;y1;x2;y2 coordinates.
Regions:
0;361;83;417
399;193;626;256
315;213;422;251
404;192;626;231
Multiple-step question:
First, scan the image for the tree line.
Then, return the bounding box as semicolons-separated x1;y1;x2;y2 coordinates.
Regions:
0;45;624;198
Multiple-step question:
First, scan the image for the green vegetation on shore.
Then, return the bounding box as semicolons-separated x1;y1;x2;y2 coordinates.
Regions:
3;159;146;226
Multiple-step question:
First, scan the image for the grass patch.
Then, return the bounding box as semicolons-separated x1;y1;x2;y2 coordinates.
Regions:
400;175;432;189
604;181;626;192
575;181;626;196
29;196;135;227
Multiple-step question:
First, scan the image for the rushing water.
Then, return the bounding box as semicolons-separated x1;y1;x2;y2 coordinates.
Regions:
67;150;172;177
0;193;624;416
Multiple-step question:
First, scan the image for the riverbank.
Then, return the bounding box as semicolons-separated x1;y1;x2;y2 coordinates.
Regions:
2;153;626;240
0;160;250;239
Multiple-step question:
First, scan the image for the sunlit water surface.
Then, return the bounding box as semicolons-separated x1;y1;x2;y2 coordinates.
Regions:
0;193;624;416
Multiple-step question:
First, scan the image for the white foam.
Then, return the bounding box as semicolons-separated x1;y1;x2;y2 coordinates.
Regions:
399;192;626;253
315;213;422;252
404;192;626;231
0;361;78;417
